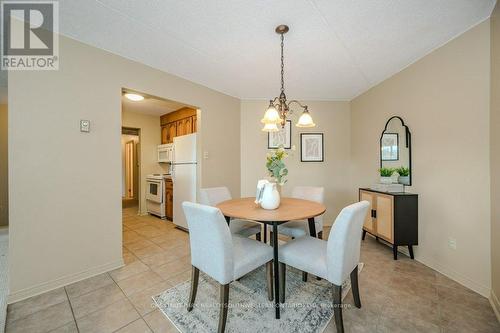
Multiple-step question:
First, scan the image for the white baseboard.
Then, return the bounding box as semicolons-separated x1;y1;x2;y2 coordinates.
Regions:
7;259;124;304
491;289;500;323
417;254;490;298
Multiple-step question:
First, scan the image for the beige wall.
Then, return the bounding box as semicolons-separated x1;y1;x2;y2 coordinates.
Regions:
0;104;7;226
8;34;240;302
240;100;352;225
351;21;491;296
490;1;500;317
121;111;168;214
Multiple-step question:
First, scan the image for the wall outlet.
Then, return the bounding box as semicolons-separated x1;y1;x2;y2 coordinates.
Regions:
203;151;209;159
448;237;457;250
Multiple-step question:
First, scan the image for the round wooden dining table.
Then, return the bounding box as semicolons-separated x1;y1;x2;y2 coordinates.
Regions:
216;197;326;319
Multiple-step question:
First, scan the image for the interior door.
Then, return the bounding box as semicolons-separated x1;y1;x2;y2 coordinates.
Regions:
124;141;134;199
360;191;375;233
376;194;393;242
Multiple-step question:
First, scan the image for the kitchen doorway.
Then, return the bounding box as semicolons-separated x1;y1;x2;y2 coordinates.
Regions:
122;127;140;213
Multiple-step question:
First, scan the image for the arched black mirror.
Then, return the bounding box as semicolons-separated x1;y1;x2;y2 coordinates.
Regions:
380;116;412;186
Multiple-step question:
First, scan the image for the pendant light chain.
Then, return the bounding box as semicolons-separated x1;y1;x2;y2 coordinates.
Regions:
280;33;285;94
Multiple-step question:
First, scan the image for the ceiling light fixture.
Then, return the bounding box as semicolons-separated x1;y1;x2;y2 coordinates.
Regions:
261;25;315;131
124;93;144;101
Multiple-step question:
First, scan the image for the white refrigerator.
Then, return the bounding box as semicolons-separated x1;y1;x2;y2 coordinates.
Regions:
172;133;197;230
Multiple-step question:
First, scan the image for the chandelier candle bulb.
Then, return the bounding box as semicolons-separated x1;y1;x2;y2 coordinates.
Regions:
261;24;316;131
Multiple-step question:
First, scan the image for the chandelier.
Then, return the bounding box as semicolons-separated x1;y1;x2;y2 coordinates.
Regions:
261;25;315;132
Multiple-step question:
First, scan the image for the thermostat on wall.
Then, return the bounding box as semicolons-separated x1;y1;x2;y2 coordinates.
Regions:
80;120;90;133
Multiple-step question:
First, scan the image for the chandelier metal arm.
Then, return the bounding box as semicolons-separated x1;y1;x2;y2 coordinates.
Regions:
287;99;308;110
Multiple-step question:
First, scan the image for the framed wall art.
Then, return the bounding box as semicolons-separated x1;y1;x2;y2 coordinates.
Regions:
300;133;324;162
268;120;292;149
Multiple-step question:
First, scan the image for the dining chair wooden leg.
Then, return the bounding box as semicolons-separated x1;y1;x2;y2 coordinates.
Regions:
302;272;308;282
187;266;200;311
263;224;268;244
332;284;344;333
256;232;261;241
266;261;274;301
279;262;286;303
269;231;273;246
350;265;361;308
218;284;230;333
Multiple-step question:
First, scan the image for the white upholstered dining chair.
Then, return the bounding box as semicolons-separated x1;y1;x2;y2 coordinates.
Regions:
182;202;274;333
278;201;370;333
277;186;325;239
200;187;262;240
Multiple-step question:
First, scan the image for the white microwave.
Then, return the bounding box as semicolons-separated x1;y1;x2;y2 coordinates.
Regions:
158;144;174;163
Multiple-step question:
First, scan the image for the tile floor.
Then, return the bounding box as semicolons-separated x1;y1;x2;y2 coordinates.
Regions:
5;206;500;333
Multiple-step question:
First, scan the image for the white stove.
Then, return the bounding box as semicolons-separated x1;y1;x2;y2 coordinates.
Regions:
145;174;171;218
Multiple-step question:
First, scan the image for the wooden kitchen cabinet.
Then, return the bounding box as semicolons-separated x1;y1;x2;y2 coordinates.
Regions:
165;179;173;220
167;122;176;143
192;115;197;132
359;188;418;260
177;117;193;136
184;116;193;134
161;126;168;144
176;119;185;136
160;107;197;144
160;122;178;144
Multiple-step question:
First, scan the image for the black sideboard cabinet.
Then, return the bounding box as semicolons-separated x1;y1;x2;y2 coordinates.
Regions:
359;188;418;260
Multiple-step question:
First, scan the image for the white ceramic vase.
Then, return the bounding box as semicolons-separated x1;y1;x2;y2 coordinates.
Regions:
260;183;280;210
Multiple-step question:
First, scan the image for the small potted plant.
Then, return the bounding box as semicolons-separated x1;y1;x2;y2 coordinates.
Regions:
379;167;395;184
396;166;410;185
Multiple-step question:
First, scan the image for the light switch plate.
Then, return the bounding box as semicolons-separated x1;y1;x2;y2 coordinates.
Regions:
80;120;90;132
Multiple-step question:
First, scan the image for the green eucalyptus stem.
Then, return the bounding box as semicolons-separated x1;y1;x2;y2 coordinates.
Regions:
266;145;289;186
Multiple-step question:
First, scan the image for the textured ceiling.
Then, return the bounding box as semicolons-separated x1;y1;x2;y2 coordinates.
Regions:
121;91;189;116
58;1;498;99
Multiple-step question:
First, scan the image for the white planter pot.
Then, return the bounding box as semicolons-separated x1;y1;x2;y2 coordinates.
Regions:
260;183;280;210
398;176;410;185
380;176;393;184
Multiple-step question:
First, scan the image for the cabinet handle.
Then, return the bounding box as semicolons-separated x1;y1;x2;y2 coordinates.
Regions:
371;209;377;218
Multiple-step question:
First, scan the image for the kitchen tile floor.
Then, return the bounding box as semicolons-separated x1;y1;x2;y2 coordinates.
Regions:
5;206;500;332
